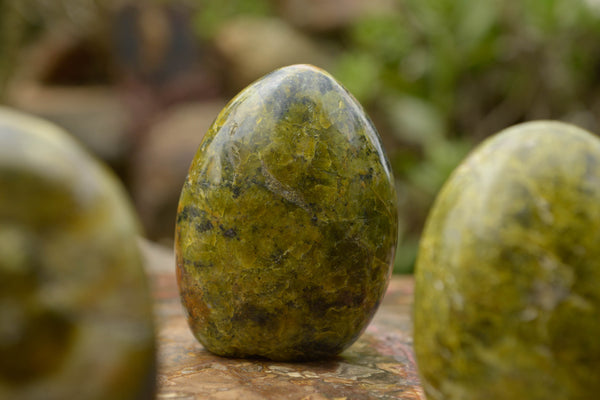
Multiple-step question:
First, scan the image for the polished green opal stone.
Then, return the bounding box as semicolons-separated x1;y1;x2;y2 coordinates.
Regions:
176;64;398;361
414;121;600;399
0;107;155;400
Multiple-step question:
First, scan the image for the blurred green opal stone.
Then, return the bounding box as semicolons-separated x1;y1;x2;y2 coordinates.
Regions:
414;121;600;399
0;107;155;399
176;64;398;361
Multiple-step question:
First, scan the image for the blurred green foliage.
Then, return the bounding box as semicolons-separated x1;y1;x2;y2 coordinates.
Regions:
0;1;25;98
193;0;272;39
333;0;600;272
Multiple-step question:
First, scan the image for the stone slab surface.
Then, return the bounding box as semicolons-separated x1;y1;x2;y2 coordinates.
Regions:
145;248;423;400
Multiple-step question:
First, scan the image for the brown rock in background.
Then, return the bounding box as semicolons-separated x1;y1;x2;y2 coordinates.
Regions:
5;28;131;166
213;16;332;92
130;100;226;243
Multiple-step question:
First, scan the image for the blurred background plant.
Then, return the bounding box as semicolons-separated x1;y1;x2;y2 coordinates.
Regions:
2;0;600;273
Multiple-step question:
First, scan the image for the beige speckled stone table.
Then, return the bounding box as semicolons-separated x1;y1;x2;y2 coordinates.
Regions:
141;241;424;400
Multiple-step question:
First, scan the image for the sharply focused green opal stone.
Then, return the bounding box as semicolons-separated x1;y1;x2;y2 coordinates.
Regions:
0;107;155;399
176;64;398;361
414;121;600;399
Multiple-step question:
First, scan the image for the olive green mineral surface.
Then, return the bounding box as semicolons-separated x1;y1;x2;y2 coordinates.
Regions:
0;107;155;400
414;121;600;400
175;64;398;361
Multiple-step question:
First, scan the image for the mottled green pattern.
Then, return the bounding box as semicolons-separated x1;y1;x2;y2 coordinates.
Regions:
0;108;155;400
414;121;600;400
176;64;398;361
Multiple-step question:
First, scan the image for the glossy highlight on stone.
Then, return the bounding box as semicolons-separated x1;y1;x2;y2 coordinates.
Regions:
0;107;155;400
176;64;398;361
414;121;600;400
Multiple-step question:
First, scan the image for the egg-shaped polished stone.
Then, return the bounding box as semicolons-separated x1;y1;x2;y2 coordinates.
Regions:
414;121;600;400
0;107;155;400
176;64;398;361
